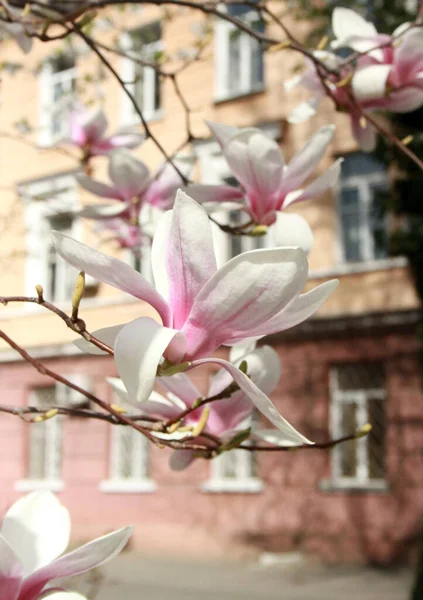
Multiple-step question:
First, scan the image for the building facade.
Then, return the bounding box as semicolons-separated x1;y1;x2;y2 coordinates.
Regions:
0;2;421;564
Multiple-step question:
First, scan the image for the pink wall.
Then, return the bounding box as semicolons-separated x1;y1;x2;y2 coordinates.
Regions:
0;328;422;565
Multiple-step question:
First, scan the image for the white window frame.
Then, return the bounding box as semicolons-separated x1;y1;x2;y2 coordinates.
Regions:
194;123;279;264
328;366;387;490
336;167;388;266
214;5;264;101
21;173;96;310
100;395;156;493
202;449;262;493
120;26;163;126
39;57;77;147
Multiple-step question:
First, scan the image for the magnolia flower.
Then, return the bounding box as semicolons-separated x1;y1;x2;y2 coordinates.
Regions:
78;149;188;248
68;105;143;157
44;594;86;600
187;123;341;231
52;191;338;445
108;342;282;469
0;491;132;600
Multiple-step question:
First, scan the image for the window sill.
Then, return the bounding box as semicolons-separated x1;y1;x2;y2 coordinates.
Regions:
15;479;64;493
309;256;407;279
122;110;164;127
319;479;390;493
213;86;265;105
201;478;263;494
99;479;157;494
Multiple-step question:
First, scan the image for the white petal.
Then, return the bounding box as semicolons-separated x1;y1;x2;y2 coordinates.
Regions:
191;358;312;445
51;232;172;327
22;527;133;596
157;372;201;407
73;325;125;355
271;213;313;254
106;377;130;404
183;247;309;359
229;340;257;364
332;7;378;44
114;317;186;403
44;594;87;600
205;120;239;148
352;65;391;103
0;535;22;600
169;449;196;471
76;174;117;200
285;158;343;206
254;429;305;447
108;149;150;196
282;125;335;191
166;191;217;329
79;203;128;220
1;492;70;577
151;209;172;302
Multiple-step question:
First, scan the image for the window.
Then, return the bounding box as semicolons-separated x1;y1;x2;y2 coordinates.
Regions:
329;363;387;489
215;3;265;100
39;54;76;146
26;386;63;486
100;395;155;492
22;174;89;304
203;449;262;493
338;152;389;263
121;22;162;124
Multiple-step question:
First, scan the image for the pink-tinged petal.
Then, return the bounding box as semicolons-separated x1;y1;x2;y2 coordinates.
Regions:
351;114;377;152
281;125;335;191
1;492;70;578
51;232;172;327
287;97;322;124
394;28;423;80
383;88;423;113
114;317;186;404
169;449;196;471
151;210;172;302
206;390;254;435
167;191;217;329
271;213;313;254
224;129;284;203
2;22;33;53
190;358;312;445
138;397;183;420
106;377;130;404
76;174;119;200
79;203;129;220
332;7;378;45
73;325;124;355
21;527;133;600
352;65;391;103
206;121;239;148
43;593;87;600
183;247;308;359
144;162;185;210
80;107;108;141
157;372;201;408
108;149;150;197
107;132;144;150
242;279;339;339
254;429;304;447
0;535;22;600
284;158;342;207
183;184;244;206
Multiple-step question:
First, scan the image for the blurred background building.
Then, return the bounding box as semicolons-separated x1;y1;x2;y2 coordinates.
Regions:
0;1;422;565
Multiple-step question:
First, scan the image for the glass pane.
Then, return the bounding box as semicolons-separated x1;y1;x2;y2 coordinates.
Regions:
340;187;362;262
339;402;357;477
228;29;242;94
250;37;264;87
222;450;238;478
368;397;386;479
370;185;388;260
337;363;385;392
28;387;57;480
229;210;243;257
119;428;135;479
154;69;161;111
133;65;145;111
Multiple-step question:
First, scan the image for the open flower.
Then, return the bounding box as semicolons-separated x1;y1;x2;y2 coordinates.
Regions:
0;491;132;600
187;123;341;230
78;149;188;249
109;342;282;469
68;105;143;157
52;191;338;444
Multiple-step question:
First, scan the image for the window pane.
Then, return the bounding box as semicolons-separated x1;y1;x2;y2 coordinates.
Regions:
340;187;362;262
133;65;145;109
28;387;61;480
228;29;242;94
339;402;357;478
370;186;388;260
368;397;386;479
250;36;264;88
337;363;385;391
